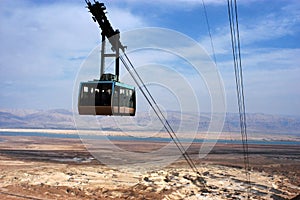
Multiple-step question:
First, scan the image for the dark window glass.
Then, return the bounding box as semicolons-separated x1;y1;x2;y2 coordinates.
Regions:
113;86;120;107
80;83;112;106
95;83;112;106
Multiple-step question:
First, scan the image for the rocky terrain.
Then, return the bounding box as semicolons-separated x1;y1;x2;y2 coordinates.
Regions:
0;135;299;200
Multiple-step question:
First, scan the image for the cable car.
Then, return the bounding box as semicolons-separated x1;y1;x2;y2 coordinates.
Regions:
79;1;136;116
78;73;136;116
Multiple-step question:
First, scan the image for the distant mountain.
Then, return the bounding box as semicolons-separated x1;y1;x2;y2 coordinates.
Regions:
0;109;74;129
0;109;299;134
223;113;300;134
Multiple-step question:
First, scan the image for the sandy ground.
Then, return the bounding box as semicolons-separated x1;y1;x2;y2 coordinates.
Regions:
0;135;299;200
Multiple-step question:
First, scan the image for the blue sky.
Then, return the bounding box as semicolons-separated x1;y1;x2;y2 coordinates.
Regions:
0;0;299;115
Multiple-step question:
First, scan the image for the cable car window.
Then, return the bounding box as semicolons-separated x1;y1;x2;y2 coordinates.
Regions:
129;89;135;108
96;83;112;106
95;88;101;106
120;88;126;106
80;85;92;106
124;88;129;106
113;86;120;106
78;81;135;116
101;89;111;106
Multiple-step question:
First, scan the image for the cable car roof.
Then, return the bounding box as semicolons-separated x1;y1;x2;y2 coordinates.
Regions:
80;80;135;90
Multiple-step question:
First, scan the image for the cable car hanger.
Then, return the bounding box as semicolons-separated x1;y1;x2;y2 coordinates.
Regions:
78;0;135;116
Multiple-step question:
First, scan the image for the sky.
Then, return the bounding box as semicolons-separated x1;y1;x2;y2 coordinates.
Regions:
0;0;299;115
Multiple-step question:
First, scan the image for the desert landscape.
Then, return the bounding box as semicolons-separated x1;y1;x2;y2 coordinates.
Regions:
0;133;299;200
1;0;300;199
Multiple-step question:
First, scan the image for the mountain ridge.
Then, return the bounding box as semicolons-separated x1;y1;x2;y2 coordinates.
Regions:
0;109;299;134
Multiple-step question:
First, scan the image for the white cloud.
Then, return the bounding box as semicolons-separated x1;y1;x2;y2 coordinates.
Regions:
195;0;300;115
116;0;263;7
217;47;300;115
219;67;300;115
198;0;300;57
0;1;147;109
0;2;94;78
243;48;300;70
107;7;146;31
240;17;299;46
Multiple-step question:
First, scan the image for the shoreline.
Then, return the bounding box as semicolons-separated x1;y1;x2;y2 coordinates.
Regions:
0;128;300;145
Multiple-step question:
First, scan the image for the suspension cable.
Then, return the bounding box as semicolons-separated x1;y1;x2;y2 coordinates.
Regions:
122;53;200;174
201;0;217;64
227;0;251;197
119;53;205;182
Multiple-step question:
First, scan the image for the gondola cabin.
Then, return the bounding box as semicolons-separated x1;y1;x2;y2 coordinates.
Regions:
78;74;136;116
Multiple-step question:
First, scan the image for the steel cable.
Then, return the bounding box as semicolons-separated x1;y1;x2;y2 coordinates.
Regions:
227;0;251;198
119;54;205;183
